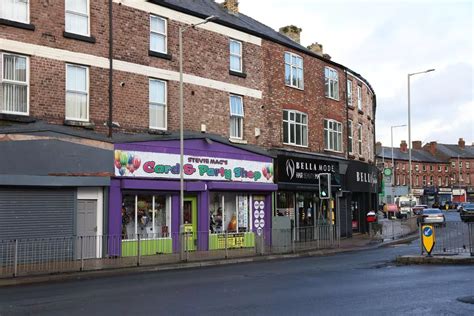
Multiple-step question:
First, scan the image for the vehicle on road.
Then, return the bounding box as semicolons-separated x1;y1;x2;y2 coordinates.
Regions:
418;208;446;226
457;202;470;212
395;196;416;218
412;205;428;216
460;203;474;222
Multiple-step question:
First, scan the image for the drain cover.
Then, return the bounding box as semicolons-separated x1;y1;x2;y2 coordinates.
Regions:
457;296;474;304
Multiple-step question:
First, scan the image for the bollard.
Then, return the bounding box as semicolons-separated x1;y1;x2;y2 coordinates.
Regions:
137;234;141;266
13;239;18;277
225;231;228;259
80;236;84;271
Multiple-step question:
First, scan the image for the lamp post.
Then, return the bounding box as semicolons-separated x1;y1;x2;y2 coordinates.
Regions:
407;69;435;202
179;15;216;257
391;124;407;203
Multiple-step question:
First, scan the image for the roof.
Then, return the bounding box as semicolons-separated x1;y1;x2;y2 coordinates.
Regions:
148;0;375;95
435;144;474;159
376;146;442;163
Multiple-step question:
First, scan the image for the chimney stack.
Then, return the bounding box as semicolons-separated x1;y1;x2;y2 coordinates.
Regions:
307;42;323;56
400;140;408;153
427;141;437;156
222;0;239;15
279;25;302;44
458;138;465;149
412;141;422;149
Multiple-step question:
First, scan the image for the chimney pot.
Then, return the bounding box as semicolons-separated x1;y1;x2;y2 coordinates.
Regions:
458;138;465;149
279;25;302;44
412;141;422;149
222;0;239;15
400;140;408;153
307;42;323;56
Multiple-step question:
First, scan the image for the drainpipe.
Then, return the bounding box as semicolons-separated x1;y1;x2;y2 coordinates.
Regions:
344;70;349;159
108;0;114;138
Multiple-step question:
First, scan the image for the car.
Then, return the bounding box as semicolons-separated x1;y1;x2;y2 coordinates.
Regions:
460;203;474;222
412;205;428;216
457;202;470;212
418;208;446;226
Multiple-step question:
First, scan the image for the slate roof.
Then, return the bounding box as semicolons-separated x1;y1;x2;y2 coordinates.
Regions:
148;0;375;94
436;144;474;159
376;144;474;162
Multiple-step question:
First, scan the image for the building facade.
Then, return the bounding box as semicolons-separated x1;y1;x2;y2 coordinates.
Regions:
0;0;377;254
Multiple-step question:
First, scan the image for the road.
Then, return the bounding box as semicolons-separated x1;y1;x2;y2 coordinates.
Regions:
0;211;472;316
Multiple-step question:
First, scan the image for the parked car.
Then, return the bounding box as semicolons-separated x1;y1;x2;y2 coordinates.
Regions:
457;202;470;212
460;203;474;222
418;208;446;226
412;205;428;216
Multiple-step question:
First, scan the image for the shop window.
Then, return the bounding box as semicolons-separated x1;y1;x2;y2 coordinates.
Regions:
276;192;295;218
122;194;171;239
209;192;251;233
1;53;29;115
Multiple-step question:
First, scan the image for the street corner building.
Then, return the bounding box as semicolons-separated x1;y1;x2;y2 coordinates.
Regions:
0;0;377;261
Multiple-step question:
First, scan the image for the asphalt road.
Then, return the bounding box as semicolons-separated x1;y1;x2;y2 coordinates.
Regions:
0;210;472;316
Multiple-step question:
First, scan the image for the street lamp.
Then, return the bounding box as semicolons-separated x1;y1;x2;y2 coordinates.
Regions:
179;15;217;257
391;124;407;203
407;69;435;202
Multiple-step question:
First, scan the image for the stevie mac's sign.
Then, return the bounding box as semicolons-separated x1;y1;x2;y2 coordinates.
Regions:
114;150;274;183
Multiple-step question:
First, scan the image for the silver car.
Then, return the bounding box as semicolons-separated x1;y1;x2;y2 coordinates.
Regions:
420;208;446;226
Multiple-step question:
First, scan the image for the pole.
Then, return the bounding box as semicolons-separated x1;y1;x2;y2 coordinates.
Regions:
108;0;113;138
408;74;412;205
179;27;185;259
391;126;395;203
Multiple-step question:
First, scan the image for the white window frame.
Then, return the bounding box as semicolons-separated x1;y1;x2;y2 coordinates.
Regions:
347;79;353;107
65;64;89;122
445;177;449;186
65;0;90;36
324;119;343;152
229;39;242;73
415;176;419;186
1;0;30;24
438;165;442;172
357;85;362;111
150;15;167;54
284;52;304;89
348;120;353;154
149;78;167;130
229;94;244;140
324;67;339;100
357;123;362;155
283;109;308;147
1;53;29;116
422;176;427;186
430;176;433;186
466;162;470;169
438;176;442;187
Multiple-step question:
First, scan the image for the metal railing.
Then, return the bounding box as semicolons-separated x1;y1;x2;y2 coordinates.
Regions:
420;222;473;256
0;226;342;278
369;216;418;241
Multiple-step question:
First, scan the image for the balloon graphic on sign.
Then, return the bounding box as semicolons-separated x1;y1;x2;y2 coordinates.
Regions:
132;157;141;169
115;151;142;176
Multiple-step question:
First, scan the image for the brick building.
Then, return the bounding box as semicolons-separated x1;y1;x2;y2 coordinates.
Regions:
376;138;474;205
0;0;376;252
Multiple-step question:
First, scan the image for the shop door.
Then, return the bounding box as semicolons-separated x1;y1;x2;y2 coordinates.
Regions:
77;200;98;259
183;197;197;251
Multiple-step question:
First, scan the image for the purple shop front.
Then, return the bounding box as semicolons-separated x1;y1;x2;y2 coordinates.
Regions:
108;139;276;256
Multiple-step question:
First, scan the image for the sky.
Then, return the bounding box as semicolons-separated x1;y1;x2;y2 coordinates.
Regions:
239;0;474;147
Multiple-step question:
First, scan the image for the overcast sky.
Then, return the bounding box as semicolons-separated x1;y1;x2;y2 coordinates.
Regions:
239;0;474;147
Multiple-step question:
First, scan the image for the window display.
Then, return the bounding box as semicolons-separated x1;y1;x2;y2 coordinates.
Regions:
122;194;170;239
209;192;250;233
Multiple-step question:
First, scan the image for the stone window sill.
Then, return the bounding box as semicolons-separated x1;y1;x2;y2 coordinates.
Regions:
149;50;172;60
64;119;95;129
0;18;35;31
63;31;96;43
0;113;35;123
229;70;247;78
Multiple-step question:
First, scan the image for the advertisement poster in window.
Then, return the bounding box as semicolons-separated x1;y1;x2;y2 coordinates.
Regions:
237;195;249;231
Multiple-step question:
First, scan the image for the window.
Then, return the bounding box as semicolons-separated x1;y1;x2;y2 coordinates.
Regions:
283;110;308;146
348;120;353;153
437;165;441;172
324;67;339;99
229;39;242;73
402;176;406;186
445;177;449;186
451;161;456;168
1;53;28;115
396;175;400;186
415;164;419;172
430;165;434;172
459;161;463;169
65;0;89;36
422;164;426;172
284;52;303;89
66;64;88;121
467;162;470;169
324;119;343;152
210;193;251;234
467;174;471;184
422;176;426;186
149;79;167;130
396;163;400;170
430;176;433;186
437;176;442;186
357;123;362;154
445;165;449;172
347;80;353;107
366;91;371;113
122;194;171;240
1;0;29;23
150;15;167;54
402;164;406;170
415;176;419;186
230;94;244;139
357;85;362;111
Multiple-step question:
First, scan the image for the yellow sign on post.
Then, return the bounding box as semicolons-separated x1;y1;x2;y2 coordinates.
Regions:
422;225;435;256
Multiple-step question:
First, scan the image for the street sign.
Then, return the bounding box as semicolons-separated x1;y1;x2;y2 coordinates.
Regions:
422;225;435;256
383;168;392;176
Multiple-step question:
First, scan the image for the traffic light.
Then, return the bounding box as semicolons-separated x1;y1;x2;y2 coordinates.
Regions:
319;173;331;199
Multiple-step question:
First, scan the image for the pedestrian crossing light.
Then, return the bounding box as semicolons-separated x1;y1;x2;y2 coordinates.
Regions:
319;173;331;200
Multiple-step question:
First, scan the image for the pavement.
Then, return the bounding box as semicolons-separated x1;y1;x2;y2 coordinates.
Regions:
0;232;420;288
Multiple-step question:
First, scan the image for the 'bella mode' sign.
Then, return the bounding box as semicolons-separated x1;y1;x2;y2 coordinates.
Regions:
114;150;274;183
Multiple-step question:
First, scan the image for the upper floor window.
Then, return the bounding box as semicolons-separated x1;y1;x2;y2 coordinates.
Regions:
422;164;427;172
422;176;427;186
65;0;89;36
415;164;419;172
451;161;456;168
459;161;463;169
149;79;167;130
347;80;353;106
415;176;419;186
1;0;29;23
283;110;308;146
438;165;442;172
430;165;434;172
230;94;244;139
402;164;406;170
324;67;339;100
324;119;342;152
66;64;88;121
229;39;242;73
1;53;28;115
430;176;434;186
150;15;167;54
357;123;362;154
467;173;471;184
357;85;362;111
445;165;449;172
366;91;371;112
445;177;449;186
467;162;470;169
284;52;303;89
348;120;353;154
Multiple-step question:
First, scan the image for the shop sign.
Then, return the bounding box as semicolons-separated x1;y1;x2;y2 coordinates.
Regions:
346;161;379;193
453;189;465;196
438;187;452;194
411;189;425;196
217;233;245;248
253;196;265;235
114;150;273;183
276;155;339;184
